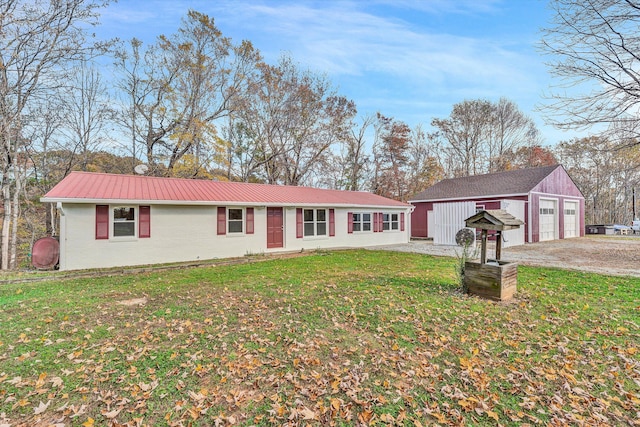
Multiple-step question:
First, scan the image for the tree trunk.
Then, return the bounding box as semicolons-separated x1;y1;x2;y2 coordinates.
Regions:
1;182;12;270
10;173;21;269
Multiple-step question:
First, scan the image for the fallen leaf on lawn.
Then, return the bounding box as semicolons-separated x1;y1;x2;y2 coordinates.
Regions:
102;409;121;419
330;397;341;411
301;406;317;420
33;400;50;415
49;376;63;388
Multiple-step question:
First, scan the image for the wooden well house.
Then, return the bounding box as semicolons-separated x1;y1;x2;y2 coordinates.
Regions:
464;209;523;301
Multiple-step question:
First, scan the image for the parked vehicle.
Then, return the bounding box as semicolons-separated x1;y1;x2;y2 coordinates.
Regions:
632;219;640;234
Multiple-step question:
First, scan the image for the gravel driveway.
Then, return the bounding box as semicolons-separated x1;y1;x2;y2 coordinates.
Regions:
373;235;640;277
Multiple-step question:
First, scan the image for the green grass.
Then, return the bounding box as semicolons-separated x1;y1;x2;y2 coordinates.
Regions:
0;250;638;426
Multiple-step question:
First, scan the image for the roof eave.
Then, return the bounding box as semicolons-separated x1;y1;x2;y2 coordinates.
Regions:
409;192;529;204
41;197;410;209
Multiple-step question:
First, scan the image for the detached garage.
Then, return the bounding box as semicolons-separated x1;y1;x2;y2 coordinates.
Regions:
410;165;584;245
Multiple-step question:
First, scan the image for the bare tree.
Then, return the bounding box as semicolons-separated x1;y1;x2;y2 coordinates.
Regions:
431;99;492;177
405;125;444;198
338;115;373;191
230;55;356;186
432;98;541;176
540;0;640;142
24;102;65;236
0;0;108;269
486;98;541;172
222;118;263;182
556;136;640;223
372;113;411;201
114;11;261;176
61;61;113;171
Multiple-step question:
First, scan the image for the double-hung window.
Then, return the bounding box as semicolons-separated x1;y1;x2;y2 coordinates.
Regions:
113;207;136;237
304;209;327;236
383;213;399;231
352;213;371;232
228;208;244;233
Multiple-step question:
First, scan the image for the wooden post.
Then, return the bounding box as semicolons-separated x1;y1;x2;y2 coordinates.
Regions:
495;230;502;261
480;230;487;264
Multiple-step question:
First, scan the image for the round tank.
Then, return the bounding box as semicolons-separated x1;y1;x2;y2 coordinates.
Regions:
31;237;60;270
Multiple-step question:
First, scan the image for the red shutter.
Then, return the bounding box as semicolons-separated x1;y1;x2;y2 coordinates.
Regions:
348;212;353;234
329;209;335;237
139;206;151;238
373;212;379;232
377;212;382;232
246;207;254;234
217;207;226;235
401;212;405;231
96;205;109;239
296;208;303;238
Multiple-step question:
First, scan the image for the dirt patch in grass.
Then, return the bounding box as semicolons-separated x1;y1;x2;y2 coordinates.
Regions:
117;297;148;306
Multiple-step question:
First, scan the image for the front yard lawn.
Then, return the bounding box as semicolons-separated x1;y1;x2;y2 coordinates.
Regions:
0;250;638;426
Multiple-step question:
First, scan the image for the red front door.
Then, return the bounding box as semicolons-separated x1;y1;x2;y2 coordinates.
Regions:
267;207;284;248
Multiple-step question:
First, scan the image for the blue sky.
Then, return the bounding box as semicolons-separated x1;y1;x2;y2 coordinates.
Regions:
95;0;589;145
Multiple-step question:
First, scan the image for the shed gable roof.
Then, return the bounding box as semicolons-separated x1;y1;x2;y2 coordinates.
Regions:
42;172;409;208
410;165;567;202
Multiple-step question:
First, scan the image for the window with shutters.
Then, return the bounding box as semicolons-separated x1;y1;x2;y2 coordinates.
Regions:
352;212;372;232
219;207;254;236
303;209;327;237
96;205;151;240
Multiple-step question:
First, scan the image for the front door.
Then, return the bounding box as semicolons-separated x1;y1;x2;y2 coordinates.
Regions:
267;207;284;248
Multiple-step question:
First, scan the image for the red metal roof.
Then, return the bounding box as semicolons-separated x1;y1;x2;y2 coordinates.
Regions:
42;172;409;208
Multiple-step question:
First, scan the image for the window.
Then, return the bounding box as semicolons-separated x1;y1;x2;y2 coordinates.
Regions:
352;212;371;232
540;208;555;215
228;208;243;233
383;213;399;231
564;208;576;215
303;209;327;237
113;207;135;237
96;205;150;240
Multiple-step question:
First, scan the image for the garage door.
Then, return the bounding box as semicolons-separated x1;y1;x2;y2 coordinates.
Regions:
539;199;557;241
564;201;578;238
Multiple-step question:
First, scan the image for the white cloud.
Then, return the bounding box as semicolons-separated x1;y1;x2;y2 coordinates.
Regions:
96;0;574;141
209;1;538;93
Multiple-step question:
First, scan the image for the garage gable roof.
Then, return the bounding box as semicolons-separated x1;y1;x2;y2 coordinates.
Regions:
42;172;409;208
410;165;563;202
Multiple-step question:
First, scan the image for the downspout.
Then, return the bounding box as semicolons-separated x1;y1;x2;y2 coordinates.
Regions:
527;193;532;243
56;202;65;270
